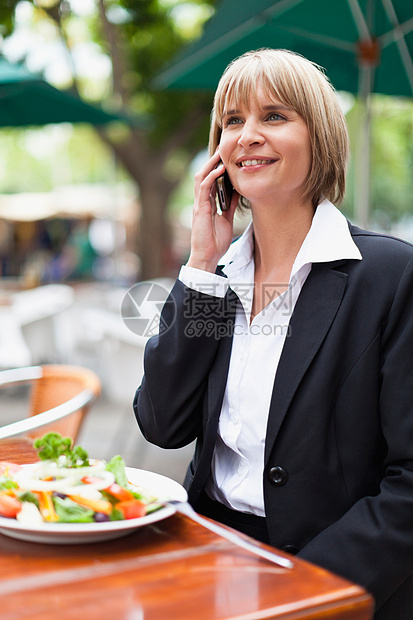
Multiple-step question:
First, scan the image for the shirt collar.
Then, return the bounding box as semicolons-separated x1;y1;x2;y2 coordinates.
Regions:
219;219;255;276
291;198;362;277
219;199;362;279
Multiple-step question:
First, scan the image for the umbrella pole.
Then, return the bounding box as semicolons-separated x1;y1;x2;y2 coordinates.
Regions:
354;77;372;230
354;32;379;230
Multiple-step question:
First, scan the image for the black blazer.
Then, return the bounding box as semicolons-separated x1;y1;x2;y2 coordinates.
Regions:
134;224;413;619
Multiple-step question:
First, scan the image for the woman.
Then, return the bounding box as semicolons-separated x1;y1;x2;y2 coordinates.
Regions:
134;49;413;619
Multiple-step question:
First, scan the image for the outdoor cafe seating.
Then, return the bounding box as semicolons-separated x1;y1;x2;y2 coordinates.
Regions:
0;363;101;442
0;363;374;619
0;316;374;620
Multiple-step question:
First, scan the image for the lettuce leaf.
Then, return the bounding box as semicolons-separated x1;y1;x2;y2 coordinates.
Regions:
0;479;18;491
53;496;94;523
18;491;39;507
105;455;128;487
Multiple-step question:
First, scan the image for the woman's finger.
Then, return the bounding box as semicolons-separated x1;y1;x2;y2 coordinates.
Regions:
196;162;225;211
202;149;222;176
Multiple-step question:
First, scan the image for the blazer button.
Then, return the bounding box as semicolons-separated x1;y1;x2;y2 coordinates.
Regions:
268;466;288;486
282;544;299;555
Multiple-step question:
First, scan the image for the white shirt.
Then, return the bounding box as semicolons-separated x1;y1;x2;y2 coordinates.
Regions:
179;199;362;516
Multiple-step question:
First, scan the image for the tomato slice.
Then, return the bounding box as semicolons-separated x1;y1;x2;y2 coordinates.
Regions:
0;493;21;518
81;476;103;485
116;499;146;519
0;462;22;476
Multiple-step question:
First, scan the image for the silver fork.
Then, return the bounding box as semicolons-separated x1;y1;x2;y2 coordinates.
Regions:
166;500;294;569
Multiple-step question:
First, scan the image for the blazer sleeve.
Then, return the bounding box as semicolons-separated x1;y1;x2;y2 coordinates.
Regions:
298;255;413;611
133;278;233;449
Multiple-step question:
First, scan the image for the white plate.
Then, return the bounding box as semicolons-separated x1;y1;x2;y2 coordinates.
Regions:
0;467;187;545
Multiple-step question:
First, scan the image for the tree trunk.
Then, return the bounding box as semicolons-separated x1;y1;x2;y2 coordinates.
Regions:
99;132;180;280
137;173;175;280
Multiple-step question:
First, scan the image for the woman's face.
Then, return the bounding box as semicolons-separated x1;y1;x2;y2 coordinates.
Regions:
218;84;312;209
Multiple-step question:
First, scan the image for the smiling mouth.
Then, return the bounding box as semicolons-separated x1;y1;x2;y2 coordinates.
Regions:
238;159;276;167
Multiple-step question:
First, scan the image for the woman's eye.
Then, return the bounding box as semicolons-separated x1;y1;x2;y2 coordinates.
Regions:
267;112;284;121
224;116;242;127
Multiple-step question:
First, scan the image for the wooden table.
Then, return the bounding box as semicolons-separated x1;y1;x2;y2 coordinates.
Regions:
0;438;374;620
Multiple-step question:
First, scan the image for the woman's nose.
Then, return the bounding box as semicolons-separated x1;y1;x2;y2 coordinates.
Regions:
238;119;264;148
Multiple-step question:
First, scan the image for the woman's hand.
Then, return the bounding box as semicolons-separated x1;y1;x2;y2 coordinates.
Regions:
187;150;238;273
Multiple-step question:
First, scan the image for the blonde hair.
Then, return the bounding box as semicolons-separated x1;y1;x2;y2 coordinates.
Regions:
209;48;349;207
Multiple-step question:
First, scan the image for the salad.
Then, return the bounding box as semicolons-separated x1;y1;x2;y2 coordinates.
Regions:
0;433;161;525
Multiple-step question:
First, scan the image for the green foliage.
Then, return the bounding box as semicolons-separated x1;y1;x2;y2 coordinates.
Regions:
370;97;413;223
0;0;219;277
0;125;117;193
95;0;215;147
2;0;215;146
3;0;412;272
0;0;20;38
116;0;186;76
344;95;413;226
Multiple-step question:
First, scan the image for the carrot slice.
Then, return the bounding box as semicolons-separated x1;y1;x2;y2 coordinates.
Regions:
68;494;112;515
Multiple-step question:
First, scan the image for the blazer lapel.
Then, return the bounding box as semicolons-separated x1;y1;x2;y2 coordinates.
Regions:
264;262;348;464
206;287;238;426
190;288;238;496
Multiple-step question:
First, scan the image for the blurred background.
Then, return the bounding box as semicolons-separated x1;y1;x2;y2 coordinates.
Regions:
0;0;412;483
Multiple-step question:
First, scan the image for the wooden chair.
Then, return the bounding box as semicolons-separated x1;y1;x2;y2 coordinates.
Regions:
0;365;101;442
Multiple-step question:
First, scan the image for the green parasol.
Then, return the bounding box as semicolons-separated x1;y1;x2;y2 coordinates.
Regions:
0;57;124;127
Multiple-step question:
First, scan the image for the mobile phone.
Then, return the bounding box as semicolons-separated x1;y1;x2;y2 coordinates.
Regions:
215;168;233;212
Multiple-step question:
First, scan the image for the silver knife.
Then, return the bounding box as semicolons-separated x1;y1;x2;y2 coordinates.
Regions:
167;500;294;569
